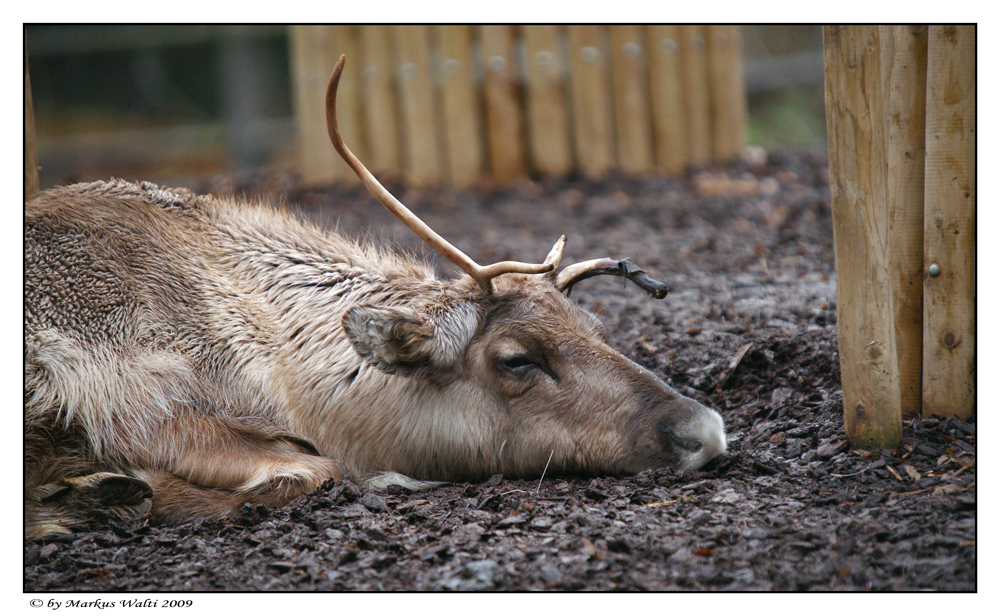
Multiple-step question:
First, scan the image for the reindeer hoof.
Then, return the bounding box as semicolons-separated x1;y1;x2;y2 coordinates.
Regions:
89;473;155;507
27;473;153;540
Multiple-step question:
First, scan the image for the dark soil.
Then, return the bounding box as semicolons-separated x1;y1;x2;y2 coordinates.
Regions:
24;151;976;592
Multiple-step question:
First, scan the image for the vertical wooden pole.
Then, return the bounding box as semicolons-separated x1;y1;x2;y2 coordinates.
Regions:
25;35;39;201
331;25;364;181
481;25;526;183
646;25;687;175
922;25;976;418
393;25;441;187
436;25;483;187
289;26;362;185
609;25;654;175
567;25;613;180
289;26;337;185
823;25;903;450
523;25;573;176
680;25;711;167
881;25;928;416
359;26;401;177
707;25;747;163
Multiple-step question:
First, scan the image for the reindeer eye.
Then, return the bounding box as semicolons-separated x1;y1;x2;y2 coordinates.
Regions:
499;354;535;370
497;353;559;382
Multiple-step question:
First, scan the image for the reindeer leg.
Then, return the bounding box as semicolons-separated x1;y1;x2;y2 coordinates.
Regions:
136;415;342;518
129;470;271;524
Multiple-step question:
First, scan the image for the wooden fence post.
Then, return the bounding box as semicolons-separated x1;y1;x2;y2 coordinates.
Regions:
680;25;712;167
289;26;363;185
823;25;903;450
359;26;401;177
436;25;483;188
289;26;331;185
567;25;613;180
25;35;39;202
922;25;975;418
523;25;573;176
881;25;928;416
331;25;365;180
481;25;526;183
646;25;687;175
393;25;441;187
609;25;654;175
707;25;747;163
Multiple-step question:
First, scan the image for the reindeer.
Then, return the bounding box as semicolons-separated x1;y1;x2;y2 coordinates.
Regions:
24;56;726;540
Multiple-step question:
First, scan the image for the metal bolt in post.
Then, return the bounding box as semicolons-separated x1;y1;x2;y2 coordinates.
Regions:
488;55;507;74
535;50;554;67
441;58;460;76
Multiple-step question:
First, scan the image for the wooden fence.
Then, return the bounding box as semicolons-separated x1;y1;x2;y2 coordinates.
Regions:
289;25;746;187
25;36;39;202
823;25;975;449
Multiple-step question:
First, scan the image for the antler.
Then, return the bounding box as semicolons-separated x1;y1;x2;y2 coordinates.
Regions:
326;55;563;295
556;258;670;299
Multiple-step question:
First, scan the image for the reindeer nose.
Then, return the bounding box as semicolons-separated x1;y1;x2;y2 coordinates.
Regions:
657;420;704;453
655;400;727;471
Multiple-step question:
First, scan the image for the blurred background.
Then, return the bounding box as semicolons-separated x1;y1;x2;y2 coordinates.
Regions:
25;25;825;189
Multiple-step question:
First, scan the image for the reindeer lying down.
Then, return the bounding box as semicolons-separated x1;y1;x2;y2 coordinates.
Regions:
24;56;726;540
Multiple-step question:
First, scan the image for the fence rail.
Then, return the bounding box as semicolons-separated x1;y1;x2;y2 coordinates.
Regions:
290;25;747;187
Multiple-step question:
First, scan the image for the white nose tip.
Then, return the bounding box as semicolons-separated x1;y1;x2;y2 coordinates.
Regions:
678;404;727;471
703;409;727;457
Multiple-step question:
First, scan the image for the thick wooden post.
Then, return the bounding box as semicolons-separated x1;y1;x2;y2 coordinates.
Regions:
921;25;976;418
881;25;928;416
359;26;401;177
680;25;711;167
481;25;526;183
331;26;364;181
289;26;336;185
393;26;441;187
436;25;483;187
567;25;613;180
289;26;363;186
609;25;653;175
523;25;572;176
707;25;747;163
25;35;39;202
646;25;687;174
823;26;903;450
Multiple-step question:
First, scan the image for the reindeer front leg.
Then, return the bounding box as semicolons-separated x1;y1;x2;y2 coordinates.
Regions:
133;415;342;522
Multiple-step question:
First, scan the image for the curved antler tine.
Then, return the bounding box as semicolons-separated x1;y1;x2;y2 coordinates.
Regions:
556;258;670;299
544;235;567;270
477;259;556;282
326;55;558;295
326;55;482;281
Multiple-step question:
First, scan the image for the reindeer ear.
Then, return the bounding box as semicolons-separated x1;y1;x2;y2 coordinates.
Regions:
342;306;435;372
342;303;479;373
